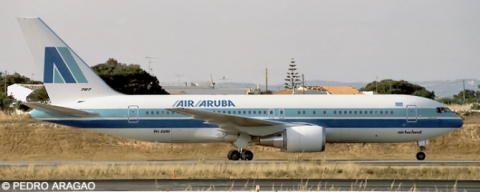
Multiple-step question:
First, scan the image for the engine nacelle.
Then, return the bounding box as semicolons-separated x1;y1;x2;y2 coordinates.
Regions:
254;125;326;152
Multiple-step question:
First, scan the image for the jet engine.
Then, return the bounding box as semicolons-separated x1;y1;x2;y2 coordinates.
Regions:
253;125;326;152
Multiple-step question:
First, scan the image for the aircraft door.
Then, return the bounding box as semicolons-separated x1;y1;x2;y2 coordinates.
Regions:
268;109;274;118
406;105;417;123
128;105;139;123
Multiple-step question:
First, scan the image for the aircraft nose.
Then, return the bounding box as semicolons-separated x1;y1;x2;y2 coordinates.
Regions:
454;114;464;128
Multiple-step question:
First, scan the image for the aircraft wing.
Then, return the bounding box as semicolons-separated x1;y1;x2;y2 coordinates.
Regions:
167;108;287;136
23;102;99;117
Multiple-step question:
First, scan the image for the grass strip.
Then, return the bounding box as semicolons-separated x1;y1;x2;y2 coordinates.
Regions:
0;162;479;180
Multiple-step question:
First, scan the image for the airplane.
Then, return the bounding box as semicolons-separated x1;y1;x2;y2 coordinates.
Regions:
17;17;463;161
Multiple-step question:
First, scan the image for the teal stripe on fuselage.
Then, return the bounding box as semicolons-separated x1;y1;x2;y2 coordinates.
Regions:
31;107;462;129
31;107;459;119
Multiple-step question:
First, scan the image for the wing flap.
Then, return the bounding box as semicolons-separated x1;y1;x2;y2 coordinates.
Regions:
23;102;98;117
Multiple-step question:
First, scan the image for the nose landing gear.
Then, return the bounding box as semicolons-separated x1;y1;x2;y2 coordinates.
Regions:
416;151;426;161
227;148;254;161
416;140;428;160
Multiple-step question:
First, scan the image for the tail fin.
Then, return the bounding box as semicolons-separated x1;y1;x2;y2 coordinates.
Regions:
17;17;120;104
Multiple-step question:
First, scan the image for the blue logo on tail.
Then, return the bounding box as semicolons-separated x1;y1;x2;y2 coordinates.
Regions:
44;47;88;83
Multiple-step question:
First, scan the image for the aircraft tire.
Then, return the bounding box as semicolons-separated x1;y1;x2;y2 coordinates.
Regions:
242;150;254;161
416;152;426;160
228;150;241;160
227;150;235;160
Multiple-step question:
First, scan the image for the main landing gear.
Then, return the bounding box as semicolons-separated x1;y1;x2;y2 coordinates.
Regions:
416;140;428;160
227;148;254;161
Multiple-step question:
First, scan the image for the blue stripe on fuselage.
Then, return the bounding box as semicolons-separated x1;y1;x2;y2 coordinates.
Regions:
43;118;463;129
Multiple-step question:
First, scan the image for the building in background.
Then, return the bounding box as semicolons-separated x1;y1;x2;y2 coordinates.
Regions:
7;84;44;102
274;86;363;95
161;81;249;95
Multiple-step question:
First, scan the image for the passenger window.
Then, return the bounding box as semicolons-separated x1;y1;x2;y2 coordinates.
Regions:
248;111;251;114
259;111;262;114
339;111;342;114
380;111;383;114
162;111;165;115
334;111;337;114
228;111;231;114
344;111;347;114
243;111;246;114
167;111;170;115
151;111;154;115
313;111;316;115
156;111;159;115
375;111;378;114
146;111;149;115
253;111;256;114
391;111;394;114
223;111;226;114
359;111;362;114
355;111;357;114
370;111;372;114
302;111;305;114
263;111;266;114
280;110;284;114
323;111;326;114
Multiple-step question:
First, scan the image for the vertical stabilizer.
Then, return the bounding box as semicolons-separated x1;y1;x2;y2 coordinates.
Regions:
17;17;120;104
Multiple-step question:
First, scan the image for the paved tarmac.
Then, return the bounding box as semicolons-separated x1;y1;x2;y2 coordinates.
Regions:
1;179;478;191
1;159;480;166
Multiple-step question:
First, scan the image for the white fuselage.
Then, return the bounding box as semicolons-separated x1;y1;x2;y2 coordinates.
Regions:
31;94;463;144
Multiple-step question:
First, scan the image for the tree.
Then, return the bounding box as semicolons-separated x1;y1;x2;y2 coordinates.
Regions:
284;58;300;90
0;72;43;111
436;97;461;105
453;89;479;103
27;87;50;103
92;58;169;95
359;79;435;99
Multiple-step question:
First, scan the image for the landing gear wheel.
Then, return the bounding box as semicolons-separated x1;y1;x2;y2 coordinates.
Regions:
416;152;426;160
241;150;254;161
227;150;240;160
227;150;235;160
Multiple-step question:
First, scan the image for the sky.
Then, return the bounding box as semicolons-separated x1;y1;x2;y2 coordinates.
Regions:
1;0;479;85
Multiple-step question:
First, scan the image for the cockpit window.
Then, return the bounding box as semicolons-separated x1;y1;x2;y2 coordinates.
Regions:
436;107;451;113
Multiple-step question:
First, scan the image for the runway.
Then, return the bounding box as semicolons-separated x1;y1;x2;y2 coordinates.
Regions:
1;179;478;191
1;159;480;166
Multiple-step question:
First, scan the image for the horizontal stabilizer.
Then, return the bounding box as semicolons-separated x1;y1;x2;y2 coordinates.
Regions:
23;103;98;117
